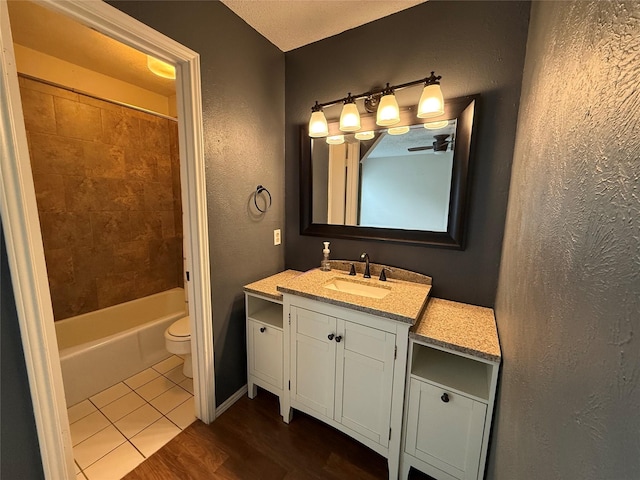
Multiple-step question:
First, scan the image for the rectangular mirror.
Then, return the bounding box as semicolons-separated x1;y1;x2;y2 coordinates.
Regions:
300;95;478;248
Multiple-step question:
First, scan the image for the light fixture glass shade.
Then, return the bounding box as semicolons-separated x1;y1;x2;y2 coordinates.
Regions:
147;56;176;79
339;103;361;132
326;135;345;145
388;126;410;135
417;84;444;118
309;110;329;137
424;120;449;130
376;93;400;126
355;131;375;140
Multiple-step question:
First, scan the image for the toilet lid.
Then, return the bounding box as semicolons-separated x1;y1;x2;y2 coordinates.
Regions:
168;316;190;337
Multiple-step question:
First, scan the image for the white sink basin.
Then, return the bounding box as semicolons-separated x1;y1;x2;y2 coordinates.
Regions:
323;278;391;299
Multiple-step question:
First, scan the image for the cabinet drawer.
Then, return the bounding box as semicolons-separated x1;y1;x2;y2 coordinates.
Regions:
405;378;486;480
248;320;283;389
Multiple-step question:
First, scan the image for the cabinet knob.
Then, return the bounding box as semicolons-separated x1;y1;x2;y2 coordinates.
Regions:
328;334;335;340
441;393;450;403
335;335;342;343
260;327;266;333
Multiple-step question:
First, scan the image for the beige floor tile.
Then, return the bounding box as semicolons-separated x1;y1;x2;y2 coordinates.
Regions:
70;411;110;446
130;417;180;458
114;403;162;439
74;425;126;469
74;461;81;474
152;355;183;374
89;382;132;408
163;365;187;384
149;385;192;415
166;398;196;430
135;375;176;401
100;391;146;423
76;472;87;480
179;378;194;394
124;367;161;390
68;400;97;424
82;442;144;480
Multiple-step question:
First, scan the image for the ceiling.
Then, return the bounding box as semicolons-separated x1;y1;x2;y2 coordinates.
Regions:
7;0;426;94
221;0;427;52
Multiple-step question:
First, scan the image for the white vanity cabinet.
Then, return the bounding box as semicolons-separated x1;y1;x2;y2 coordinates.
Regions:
245;292;287;419
284;294;411;480
401;341;500;480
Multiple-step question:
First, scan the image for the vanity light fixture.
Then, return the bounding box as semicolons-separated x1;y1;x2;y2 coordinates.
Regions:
354;131;375;140
307;72;445;137
326;135;345;145
147;55;176;79
417;72;444;118
309;102;329;138
424;120;449;130
388;125;410;135
339;93;361;132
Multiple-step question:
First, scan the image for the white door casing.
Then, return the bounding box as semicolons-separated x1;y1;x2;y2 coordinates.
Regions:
0;1;215;478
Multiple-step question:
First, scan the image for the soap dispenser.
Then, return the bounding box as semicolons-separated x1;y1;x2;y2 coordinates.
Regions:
320;242;331;271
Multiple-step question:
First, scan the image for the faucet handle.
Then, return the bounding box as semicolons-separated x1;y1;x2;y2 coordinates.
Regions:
349;263;356;276
379;267;392;281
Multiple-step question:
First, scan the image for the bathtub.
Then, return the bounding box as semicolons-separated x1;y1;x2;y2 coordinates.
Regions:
56;287;187;406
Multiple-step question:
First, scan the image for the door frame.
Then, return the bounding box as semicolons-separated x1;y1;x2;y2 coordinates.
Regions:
0;1;215;478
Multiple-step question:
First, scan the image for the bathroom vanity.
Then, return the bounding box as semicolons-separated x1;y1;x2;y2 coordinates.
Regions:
243;265;501;480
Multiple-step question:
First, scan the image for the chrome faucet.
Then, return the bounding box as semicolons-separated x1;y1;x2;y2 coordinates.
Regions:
360;253;371;278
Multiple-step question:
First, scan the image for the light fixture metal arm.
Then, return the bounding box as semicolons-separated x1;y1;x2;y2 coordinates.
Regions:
312;73;439;110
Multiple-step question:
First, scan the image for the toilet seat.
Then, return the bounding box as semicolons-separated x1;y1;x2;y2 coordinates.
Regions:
166;316;190;339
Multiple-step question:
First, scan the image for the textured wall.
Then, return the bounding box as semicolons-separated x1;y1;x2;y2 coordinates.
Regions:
110;1;286;405
284;0;531;307
0;224;45;479
491;1;640;479
20;76;183;320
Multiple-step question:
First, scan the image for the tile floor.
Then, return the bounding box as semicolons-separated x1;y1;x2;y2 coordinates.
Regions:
68;355;196;480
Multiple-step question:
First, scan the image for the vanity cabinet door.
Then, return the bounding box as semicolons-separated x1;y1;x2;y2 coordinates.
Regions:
334;319;396;447
405;378;486;480
290;306;337;419
248;320;283;389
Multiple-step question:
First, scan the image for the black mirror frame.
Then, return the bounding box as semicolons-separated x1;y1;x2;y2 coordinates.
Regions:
300;94;478;249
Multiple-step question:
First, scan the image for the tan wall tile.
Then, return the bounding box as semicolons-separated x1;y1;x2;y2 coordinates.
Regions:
54;96;102;141
22;77;183;319
101;108;140;148
29;133;85;175
39;212;93;250
90;211;131;245
84;142;125;179
32;173;66;212
20;88;57;134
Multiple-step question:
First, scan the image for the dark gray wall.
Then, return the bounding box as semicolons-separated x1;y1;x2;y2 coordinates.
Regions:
491;1;640;478
284;1;531;307
1;224;45;479
110;1;285;405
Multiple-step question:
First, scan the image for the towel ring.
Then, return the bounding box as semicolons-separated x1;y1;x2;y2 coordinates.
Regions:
254;185;272;213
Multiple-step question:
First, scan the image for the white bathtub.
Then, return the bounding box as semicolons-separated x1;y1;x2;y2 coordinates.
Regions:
56;288;187;406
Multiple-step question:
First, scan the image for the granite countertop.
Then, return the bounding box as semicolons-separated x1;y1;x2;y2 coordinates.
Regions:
277;268;431;324
411;298;501;363
243;270;303;301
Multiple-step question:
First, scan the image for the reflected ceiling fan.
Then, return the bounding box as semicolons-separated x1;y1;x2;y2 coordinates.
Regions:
407;134;453;153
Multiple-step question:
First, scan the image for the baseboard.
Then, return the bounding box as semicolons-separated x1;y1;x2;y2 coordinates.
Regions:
215;384;248;417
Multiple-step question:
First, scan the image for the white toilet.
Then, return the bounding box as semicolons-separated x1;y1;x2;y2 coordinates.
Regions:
164;316;193;378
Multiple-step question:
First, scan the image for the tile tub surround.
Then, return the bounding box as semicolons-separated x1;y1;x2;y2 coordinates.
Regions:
67;355;195;480
18;75;183;320
410;298;501;362
243;269;303;300
277;268;432;324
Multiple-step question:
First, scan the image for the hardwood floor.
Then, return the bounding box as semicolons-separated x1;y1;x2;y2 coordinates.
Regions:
123;389;432;479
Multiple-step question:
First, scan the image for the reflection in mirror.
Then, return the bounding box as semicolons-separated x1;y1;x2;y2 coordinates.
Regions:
311;121;457;232
300;95;478;249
